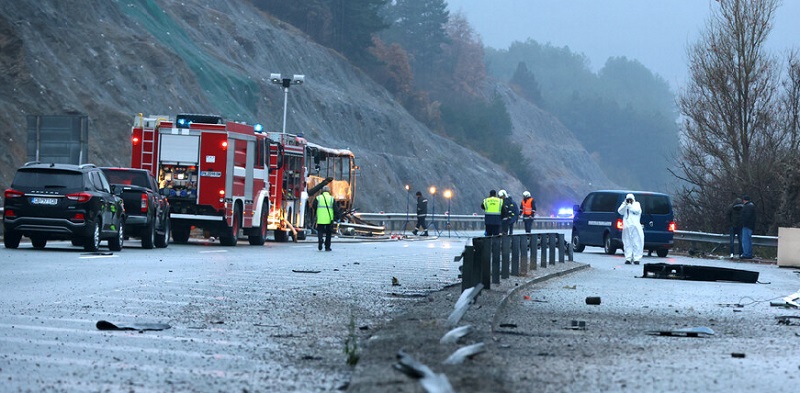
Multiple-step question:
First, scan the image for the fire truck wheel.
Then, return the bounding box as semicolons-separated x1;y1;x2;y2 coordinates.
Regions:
172;224;191;244
274;230;288;243
296;230;307;241
220;206;241;246
248;209;268;246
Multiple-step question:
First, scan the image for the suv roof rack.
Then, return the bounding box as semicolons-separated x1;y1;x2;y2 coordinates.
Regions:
78;163;97;169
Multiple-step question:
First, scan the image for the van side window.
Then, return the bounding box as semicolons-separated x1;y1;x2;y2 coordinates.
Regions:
644;195;671;215
590;193;618;212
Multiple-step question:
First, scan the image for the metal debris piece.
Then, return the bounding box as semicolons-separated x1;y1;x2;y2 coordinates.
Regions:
96;320;171;331
498;323;517;328
567;320;587;330
647;326;715;337
585;296;601;305
394;350;454;393
731;353;746;358
440;325;473;344
642;263;759;283
292;269;321;273
447;283;483;327
392;277;401;286
442;342;486;365
776;316;800;326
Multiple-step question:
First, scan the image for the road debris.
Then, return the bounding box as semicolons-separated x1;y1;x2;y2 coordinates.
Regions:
442;343;486;365
95;320;171;332
292;269;321;273
647;326;715;337
447;283;483;327
567;320;587;330
775;316;800;326
394;350;454;393
585;296;601;305
642;263;759;283
440;325;473;344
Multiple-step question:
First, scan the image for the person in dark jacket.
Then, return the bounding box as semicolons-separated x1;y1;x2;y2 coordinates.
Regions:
726;197;744;258
499;189;519;235
413;191;428;236
740;195;756;259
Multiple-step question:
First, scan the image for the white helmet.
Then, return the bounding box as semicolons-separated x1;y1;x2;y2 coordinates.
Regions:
523;191;531;197
498;189;507;198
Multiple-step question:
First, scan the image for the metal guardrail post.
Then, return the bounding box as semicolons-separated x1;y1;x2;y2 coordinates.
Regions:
491;236;501;285
529;234;538;271
461;245;474;292
558;233;566;263
501;235;511;279
540;234;547;268
511;235;520;276
478;238;491;290
520;234;529;275
548;233;556;266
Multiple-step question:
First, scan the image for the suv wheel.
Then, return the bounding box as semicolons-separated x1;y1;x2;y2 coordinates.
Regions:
109;223;124;252
31;235;47;249
155;218;170;248
84;221;101;252
572;231;585;252
4;230;22;249
603;233;617;255
656;248;669;257
141;221;155;249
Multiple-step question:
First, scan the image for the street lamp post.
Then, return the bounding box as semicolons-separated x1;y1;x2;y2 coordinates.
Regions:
444;189;452;238
429;186;437;235
404;184;410;235
270;73;304;134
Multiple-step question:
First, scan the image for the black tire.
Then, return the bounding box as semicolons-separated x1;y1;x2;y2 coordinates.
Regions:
155;218;170;248
4;230;22;249
603;233;617;255
248;208;268;246
71;238;84;247
172;224;191;244
109;223;124;252
31;235;47;249
220;206;241;246
84;221;101;252
656;248;669;257
274;229;288;243
296;230;307;240
141;220;155;249
571;231;585;253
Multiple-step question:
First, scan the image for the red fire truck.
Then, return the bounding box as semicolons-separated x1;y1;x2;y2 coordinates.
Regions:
130;113;271;246
265;131;308;242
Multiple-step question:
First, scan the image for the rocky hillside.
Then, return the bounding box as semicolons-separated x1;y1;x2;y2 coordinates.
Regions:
0;0;613;214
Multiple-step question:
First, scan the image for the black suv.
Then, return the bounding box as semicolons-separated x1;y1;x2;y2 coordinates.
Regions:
100;167;170;249
3;162;126;251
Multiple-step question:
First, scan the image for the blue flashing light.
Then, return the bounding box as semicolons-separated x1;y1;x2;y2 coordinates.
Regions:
254;123;263;132
557;207;574;218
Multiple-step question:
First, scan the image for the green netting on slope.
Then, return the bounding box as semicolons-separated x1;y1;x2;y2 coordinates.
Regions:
117;0;259;119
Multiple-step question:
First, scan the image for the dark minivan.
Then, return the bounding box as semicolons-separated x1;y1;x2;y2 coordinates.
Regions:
571;190;675;257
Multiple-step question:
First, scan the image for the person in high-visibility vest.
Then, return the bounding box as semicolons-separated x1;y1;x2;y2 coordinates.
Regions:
481;189;503;236
313;186;338;251
520;191;537;233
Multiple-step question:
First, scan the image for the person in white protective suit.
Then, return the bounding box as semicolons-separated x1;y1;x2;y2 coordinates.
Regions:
617;193;644;264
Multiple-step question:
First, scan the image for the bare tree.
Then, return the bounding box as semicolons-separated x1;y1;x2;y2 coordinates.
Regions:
773;50;800;231
675;0;781;233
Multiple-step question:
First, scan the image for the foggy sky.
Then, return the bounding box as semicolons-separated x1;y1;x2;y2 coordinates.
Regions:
447;0;800;91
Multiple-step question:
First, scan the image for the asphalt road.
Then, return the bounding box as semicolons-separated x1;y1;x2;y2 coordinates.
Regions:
1;234;798;392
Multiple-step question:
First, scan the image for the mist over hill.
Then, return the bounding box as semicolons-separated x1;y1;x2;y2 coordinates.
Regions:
0;0;615;215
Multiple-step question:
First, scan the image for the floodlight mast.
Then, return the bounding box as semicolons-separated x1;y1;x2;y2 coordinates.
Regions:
270;73;304;133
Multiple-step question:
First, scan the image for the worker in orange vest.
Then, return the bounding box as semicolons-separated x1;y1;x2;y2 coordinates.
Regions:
520;191;537;233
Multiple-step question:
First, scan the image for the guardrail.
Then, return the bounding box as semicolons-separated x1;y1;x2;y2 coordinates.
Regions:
355;212;779;249
457;232;572;292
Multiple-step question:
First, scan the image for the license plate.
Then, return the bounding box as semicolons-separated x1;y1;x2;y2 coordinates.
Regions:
30;197;58;205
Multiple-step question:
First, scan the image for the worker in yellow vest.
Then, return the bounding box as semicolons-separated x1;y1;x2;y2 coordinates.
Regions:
481;189;503;236
313;186;338;251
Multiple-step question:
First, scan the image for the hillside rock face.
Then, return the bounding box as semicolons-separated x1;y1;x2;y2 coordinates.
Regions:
0;0;610;215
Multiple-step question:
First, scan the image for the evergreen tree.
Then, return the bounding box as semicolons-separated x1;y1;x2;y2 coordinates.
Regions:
510;62;543;106
381;0;449;77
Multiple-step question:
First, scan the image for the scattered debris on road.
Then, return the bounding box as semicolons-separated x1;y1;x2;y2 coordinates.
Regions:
775;316;800;326
567;320;587;330
642;263;759;283
95;320;171;332
394;350;454;393
440;325;473;344
442;342;485;365
585;296;601;305
292;269;321;273
647;326;715;337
